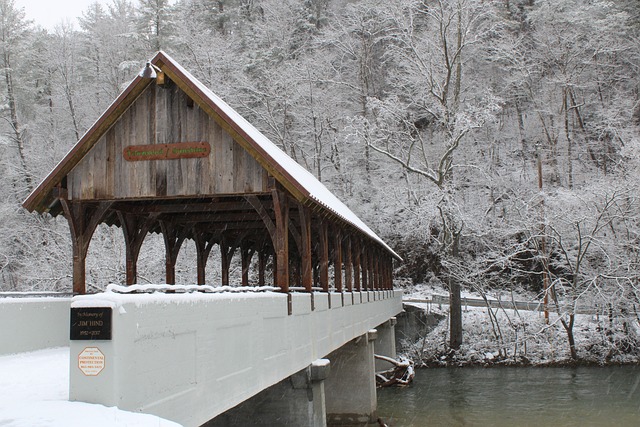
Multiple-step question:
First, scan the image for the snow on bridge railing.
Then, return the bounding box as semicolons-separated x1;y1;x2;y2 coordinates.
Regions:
0;291;73;298
105;284;392;295
105;283;281;294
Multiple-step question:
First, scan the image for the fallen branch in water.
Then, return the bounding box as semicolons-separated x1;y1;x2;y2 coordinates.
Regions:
375;354;415;387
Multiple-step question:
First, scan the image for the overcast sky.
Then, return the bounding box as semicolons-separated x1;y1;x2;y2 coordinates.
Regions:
15;0;111;30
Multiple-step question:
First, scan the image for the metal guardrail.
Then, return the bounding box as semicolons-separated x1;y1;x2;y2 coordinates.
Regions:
404;294;596;314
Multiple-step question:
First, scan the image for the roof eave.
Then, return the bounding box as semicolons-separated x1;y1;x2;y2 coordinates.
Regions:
22;74;155;213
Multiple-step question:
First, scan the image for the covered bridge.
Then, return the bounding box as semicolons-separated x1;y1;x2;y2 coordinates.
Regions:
23;51;400;297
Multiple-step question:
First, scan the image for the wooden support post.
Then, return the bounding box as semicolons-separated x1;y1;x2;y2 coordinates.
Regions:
319;220;329;293
361;247;369;291
375;251;381;290
240;244;255;287
258;249;267;286
247;193;288;291
382;257;387;290
272;251;278;286
160;220;187;285
334;228;343;293
383;257;388;290
354;238;361;292
220;237;236;287
345;235;353;293
368;248;375;291
272;189;289;292
194;232;217;285
61;200;112;295
291;257;301;288
299;205;313;292
118;212;156;286
360;244;369;291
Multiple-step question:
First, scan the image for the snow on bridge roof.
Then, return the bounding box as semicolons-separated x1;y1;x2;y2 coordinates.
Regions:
163;52;400;259
22;51;400;260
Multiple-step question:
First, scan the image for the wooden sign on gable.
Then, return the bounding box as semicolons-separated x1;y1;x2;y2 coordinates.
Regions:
124;142;211;161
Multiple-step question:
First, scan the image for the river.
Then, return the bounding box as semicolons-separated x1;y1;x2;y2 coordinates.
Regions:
376;366;640;426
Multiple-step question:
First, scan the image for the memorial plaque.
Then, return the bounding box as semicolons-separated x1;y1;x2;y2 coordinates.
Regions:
70;307;112;340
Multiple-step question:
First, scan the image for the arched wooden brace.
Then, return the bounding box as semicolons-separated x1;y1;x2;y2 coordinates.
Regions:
245;192;289;292
193;230;218;285
117;212;158;286
60;200;113;294
159;220;189;285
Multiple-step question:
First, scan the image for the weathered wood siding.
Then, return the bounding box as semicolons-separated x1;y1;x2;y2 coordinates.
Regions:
68;83;267;200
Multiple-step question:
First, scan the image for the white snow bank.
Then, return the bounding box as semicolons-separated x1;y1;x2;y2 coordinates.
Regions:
0;348;181;427
0;401;181;427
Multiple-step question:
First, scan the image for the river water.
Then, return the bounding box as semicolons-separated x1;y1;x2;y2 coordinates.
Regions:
377;366;640;426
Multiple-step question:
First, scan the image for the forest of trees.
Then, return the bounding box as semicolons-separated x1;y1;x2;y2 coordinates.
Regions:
1;0;639;360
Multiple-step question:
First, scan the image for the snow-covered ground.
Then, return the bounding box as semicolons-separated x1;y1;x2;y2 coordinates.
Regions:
0;347;181;427
399;296;640;366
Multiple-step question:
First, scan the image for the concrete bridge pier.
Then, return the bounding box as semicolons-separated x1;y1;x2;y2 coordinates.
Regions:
325;330;378;426
374;317;398;371
205;360;331;427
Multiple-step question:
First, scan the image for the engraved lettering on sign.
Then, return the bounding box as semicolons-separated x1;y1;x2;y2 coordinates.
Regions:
70;307;112;340
123;142;211;161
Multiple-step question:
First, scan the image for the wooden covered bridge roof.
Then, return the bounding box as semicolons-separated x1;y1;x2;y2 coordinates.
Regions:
23;51;399;295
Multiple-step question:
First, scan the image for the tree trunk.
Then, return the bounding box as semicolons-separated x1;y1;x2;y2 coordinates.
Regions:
449;230;463;350
563;88;573;189
449;278;463;350
566;320;577;360
3;50;31;193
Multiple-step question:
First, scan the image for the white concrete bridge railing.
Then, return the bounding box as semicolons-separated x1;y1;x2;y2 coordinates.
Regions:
0;296;70;355
70;288;403;427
